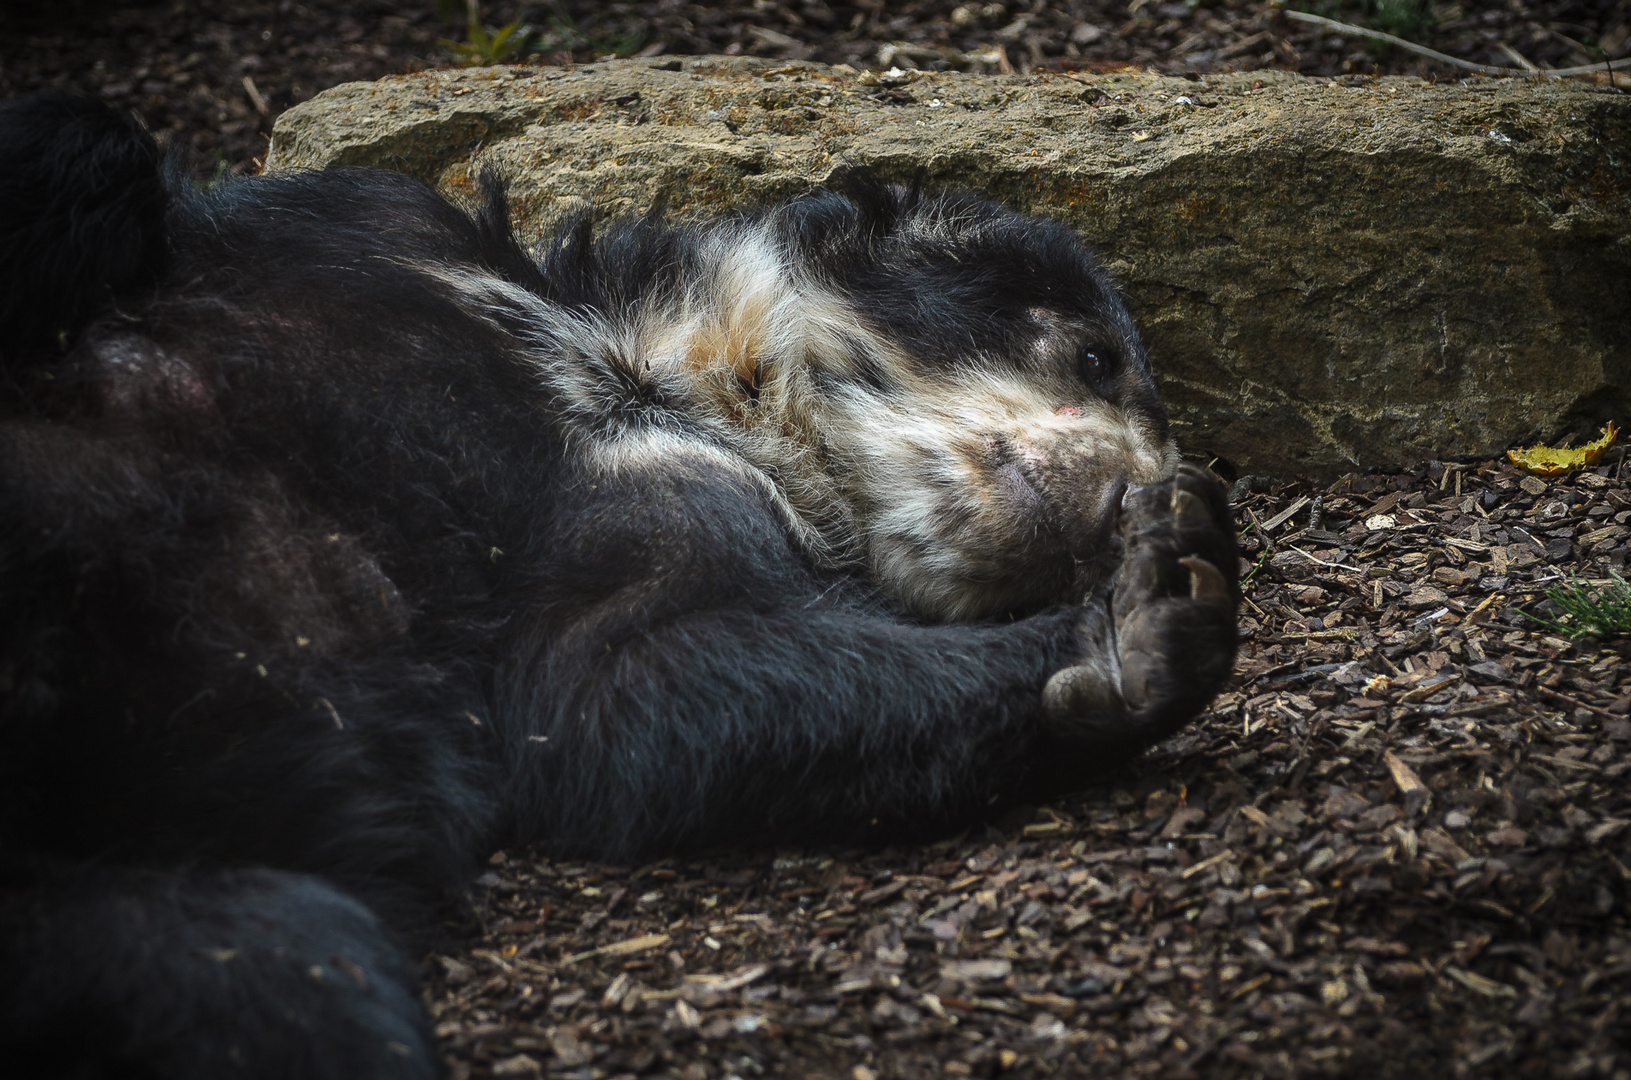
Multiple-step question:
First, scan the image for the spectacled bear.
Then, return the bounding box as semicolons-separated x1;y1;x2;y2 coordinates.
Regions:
0;93;1238;1078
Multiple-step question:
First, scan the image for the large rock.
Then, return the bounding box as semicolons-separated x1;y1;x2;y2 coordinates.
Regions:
268;58;1631;478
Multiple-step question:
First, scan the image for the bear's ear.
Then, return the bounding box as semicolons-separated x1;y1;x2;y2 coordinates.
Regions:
822;166;920;245
471;169;549;296
779;167;931;267
536;206;599;303
777;187;860;266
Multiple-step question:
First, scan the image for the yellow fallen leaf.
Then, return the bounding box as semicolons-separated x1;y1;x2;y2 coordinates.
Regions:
1507;421;1618;477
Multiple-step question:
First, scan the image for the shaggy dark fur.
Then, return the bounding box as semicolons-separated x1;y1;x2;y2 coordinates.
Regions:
0;94;1238;1078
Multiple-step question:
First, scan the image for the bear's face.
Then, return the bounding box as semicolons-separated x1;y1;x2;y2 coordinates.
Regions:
776;190;1178;620
805;303;1175;622
814;362;1173;620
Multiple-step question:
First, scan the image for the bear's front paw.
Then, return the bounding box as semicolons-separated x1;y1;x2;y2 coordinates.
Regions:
1043;463;1239;747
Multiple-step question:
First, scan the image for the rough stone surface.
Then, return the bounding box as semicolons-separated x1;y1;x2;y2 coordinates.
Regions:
268;58;1631;478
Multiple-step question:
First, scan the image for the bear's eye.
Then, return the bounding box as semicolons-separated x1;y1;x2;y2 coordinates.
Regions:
1080;349;1111;385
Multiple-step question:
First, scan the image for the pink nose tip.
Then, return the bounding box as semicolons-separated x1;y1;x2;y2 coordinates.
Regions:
1053;405;1083;418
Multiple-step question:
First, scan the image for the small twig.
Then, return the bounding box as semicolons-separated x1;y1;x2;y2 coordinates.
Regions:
1259;495;1311;533
1287;544;1346;570
1492;41;1540;74
1282;9;1618;79
1536;684;1618;720
242;74;269;115
1217;29;1273;59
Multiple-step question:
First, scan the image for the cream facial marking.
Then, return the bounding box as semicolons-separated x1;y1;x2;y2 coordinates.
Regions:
415;204;1178;622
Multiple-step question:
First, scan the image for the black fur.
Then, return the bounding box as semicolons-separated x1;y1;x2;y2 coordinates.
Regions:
0;94;169;358
0;94;1238;1077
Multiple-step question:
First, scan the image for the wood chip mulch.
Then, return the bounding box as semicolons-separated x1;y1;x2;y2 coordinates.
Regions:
427;453;1631;1080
